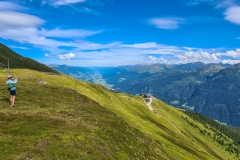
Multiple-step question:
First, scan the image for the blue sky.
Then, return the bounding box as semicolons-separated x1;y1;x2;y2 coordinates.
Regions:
0;0;240;66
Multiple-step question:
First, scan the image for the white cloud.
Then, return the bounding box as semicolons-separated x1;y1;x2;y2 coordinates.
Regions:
0;11;44;29
171;49;240;65
54;0;86;6
215;48;240;58
149;18;184;29
221;59;240;64
224;6;240;25
175;51;219;63
145;56;157;62
58;52;75;60
225;49;240;58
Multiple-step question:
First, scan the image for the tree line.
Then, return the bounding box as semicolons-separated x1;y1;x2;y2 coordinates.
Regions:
182;111;240;157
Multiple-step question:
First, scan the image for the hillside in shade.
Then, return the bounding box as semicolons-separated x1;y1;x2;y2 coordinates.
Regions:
0;43;57;73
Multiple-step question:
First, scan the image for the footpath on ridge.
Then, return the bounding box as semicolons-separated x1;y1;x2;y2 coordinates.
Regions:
145;97;154;111
144;96;186;137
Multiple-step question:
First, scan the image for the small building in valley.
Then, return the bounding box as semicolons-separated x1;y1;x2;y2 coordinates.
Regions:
139;93;153;98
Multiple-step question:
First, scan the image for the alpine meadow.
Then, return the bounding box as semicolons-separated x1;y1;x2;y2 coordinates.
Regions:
0;44;240;159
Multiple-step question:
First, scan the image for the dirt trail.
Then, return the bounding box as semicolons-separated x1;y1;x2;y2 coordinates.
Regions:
144;97;186;137
145;97;154;111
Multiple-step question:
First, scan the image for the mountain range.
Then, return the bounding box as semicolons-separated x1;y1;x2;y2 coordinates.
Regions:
52;62;240;127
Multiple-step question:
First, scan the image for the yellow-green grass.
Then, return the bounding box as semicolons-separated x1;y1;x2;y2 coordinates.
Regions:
1;70;165;159
0;69;238;159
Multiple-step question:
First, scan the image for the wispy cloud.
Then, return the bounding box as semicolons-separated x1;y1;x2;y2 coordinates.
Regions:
183;0;209;6
44;41;185;66
224;6;240;25
9;45;29;50
0;28;73;49
215;0;237;8
46;46;240;66
119;42;181;54
0;2;103;50
183;0;237;8
149;17;185;29
53;0;86;6
44;0;125;22
34;38;240;66
0;27;103;50
183;0;240;25
52;0;109;6
120;42;159;49
40;28;102;38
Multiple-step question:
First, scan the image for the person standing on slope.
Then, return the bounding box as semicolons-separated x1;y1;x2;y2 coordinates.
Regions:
6;75;18;107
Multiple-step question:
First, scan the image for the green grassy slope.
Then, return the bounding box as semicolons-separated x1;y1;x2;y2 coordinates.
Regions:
0;43;58;73
0;69;239;159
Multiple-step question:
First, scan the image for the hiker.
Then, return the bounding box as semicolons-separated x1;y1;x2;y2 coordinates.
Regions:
6;75;18;107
